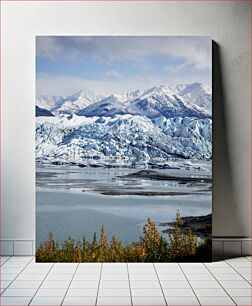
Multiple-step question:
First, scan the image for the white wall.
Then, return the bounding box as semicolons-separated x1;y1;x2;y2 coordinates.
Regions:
1;2;251;246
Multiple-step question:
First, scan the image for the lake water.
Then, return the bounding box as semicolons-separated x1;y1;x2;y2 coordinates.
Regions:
36;163;212;247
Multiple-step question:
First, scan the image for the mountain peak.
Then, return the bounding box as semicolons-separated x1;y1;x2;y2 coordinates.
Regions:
36;82;211;118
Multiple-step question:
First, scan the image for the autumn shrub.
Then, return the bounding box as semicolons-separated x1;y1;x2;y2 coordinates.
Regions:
137;218;169;262
36;215;211;262
167;215;197;261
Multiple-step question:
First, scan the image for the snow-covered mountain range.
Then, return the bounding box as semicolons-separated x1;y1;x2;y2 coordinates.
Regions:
37;89;104;116
78;83;211;119
36;83;212;168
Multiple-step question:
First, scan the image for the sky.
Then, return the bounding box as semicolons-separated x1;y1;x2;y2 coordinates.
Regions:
36;36;212;96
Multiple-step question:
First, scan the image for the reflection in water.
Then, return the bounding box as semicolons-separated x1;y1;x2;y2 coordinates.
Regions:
36;164;212;246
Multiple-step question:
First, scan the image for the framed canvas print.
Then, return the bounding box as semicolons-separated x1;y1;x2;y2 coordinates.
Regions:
35;36;212;262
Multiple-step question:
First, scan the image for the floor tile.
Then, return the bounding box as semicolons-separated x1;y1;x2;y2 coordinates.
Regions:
156;267;182;273
165;296;200;305
228;261;252;268
128;268;155;274
102;263;127;268
182;267;209;274
98;288;130;296
0;280;12;289
160;280;191;288
205;261;230;268
74;274;100;281
208;267;236;274
180;263;205;267
101;273;128;281
102;265;128;273
78;263;102;266
226;257;250;263
128;263;153;268
76;267;101;273
16;273;46;281
235;267;252;274
232;296;252;305
241;273;252;283
22;267;50;274
97;296;131;305
189;280;221;288
1;267;23;274
225;288;252;296
129;273;158;281
1;256;251;306
62;296;96;305
163;288;195;296
8;280;42;289
50;267;77;274
45;273;73;281
1;274;17;281
0;256;10;264
185;273;215;281
214;273;246;281
132;296;166;305
130;281;160;289
219;280;252;288
158;273;186;280
154;263;179;267
8;256;33;261
194;288;228;296
30;296;64;305
2;261;28;268
70;280;99;288
2;288;37;296
67;288;97;296
36;287;67;296
27;262;53;268
131;288;163;297
198;296;236;305
51;263;78;268
40;280;71;288
99;281;129;289
102;268;128;274
50;264;78;269
0;296;32;305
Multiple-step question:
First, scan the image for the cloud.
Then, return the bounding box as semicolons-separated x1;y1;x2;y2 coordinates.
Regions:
36;73;211;96
105;70;122;78
36;36;211;71
36;37;62;60
162;62;188;73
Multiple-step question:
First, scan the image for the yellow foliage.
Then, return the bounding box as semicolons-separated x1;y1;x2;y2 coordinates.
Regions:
36;215;208;262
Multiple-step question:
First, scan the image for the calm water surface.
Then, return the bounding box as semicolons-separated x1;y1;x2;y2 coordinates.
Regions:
36;164;211;247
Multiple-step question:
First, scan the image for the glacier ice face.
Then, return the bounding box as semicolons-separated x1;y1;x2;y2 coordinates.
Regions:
36;114;212;167
36;83;212;168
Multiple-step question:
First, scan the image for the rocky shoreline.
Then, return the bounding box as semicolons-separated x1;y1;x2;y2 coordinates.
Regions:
159;213;212;238
119;169;212;183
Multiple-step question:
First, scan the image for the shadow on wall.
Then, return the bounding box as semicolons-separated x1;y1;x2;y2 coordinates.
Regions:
212;41;244;240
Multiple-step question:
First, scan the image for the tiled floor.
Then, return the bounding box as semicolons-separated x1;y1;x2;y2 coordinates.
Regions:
0;256;251;305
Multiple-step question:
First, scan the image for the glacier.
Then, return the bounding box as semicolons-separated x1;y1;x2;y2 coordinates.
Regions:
36;114;212;169
36;83;212;169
